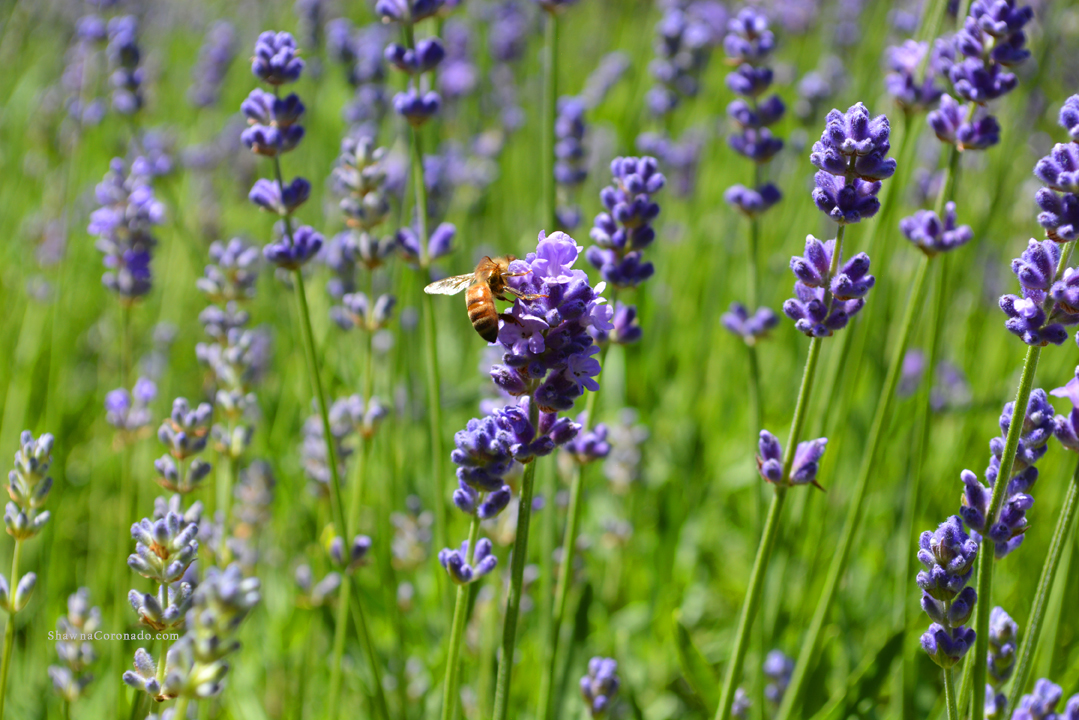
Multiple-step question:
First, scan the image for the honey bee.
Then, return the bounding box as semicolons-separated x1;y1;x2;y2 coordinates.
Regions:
423;256;541;342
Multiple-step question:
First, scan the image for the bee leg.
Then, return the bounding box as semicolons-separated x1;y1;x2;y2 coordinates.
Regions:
503;287;548;301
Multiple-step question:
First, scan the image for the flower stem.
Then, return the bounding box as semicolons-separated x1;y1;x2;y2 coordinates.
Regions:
0;539;23;718
776;250;932;720
537;385;600;720
1006;455;1079;709
173;697;189;720
492;399;542;720
944;667;959;720
714;325;827;720
349;589;390;720
542;9;558;231
970;238;1074;720
440;515;482;720
327;564;353;720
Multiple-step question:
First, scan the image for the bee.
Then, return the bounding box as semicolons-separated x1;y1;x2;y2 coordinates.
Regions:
423;256;542;342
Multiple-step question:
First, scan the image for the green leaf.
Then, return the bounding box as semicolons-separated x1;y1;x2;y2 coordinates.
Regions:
806;628;905;720
672;610;720;715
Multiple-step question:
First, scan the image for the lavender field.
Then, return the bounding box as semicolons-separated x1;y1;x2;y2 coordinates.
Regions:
0;0;1077;719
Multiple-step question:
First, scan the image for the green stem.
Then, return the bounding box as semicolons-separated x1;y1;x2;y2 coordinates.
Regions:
0;539;23;717
1007;456;1079;710
944;667;959;720
349;589;390;720
537;386;599;720
440;515;483;720
776;250;932;720
492;400;542;720
714;325;828;720
970;238;1074;720
542;9;558;231
173;697;189;720
327;571;352;720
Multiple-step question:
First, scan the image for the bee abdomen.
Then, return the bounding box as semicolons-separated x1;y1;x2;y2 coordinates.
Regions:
466;285;499;342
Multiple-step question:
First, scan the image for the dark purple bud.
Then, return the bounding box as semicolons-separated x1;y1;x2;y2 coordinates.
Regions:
251;31;305;85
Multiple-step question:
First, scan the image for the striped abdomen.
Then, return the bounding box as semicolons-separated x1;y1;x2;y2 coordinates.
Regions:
467;283;499;342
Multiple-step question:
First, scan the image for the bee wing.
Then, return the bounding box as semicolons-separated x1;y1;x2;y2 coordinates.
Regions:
424;274;475;295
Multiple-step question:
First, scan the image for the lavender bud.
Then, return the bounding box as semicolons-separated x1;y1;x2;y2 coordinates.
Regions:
580;657;620;718
900;202;974;256
438;538;497;584
251;31;305;85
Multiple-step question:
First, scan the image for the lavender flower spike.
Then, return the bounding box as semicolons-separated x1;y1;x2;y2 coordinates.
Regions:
900;202;974;256
783;236;874;337
756;429;827;488
438;538;497;584
987;606;1018;688
917;515;979;669
810;102;895;225
1013;679;1063;720
1051;366;1079;450
580;657;620;718
722;302;778;344
1035;95;1079;243
1000;239;1078;347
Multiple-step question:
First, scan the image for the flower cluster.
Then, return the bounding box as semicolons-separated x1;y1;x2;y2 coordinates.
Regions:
929;0;1032;151
756;429;827;488
154;398;214;494
438;538;497;585
999;239;1079;346
580;656;620;718
562;413;611;465
105;377;157;438
380;1;446;127
127;510;198;632
961;390;1053;558
124;564;260;702
647;2;722;117
326;134;397;339
763;650;794;705
48;588;101;704
243;32;324;271
722;303;779;344
106;16;143;115
1012;680;1067;720
4;431;55;542
327;19;390;132
1052;366;1079;451
987;606;1018;690
1035;95;1079;243
810;103;895;224
326;533;373;575
917;516;979;669
884;39;945;115
189;21;237;108
899;201;975;256
587;156;666;289
89;158;164;301
723;7;784;218
300;402;352;496
61;12;107;125
555;95;588;230
782;236;875;337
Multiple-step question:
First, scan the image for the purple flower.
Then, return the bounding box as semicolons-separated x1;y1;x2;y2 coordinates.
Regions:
377;0;446;23
928;93;1001;150
580;657;620;718
384;38;445;74
1034;143;1079;194
916;515;979;668
1000;239;1079;346
263;225;324;270
240;90;306;157
89;158;163;300
248;178;311;215
1061;95;1079;142
189;21;237;107
722;302;778;344
724;8;774;65
987;606;1018;688
393;88;441;126
899;202;974;256
724;183;782;217
564;415;610;464
811;103;896;181
1051;366;1079;450
588;157;665;289
783;236;875;336
921;623;977;669
763;650;794;704
251;31;305;85
1013;679;1063;720
555;95;589;229
396;222;456;266
1035;98;1079;243
1036;189;1079;243
813;172;883;226
884;40;944;114
649;6;720;117
755;429;827;488
438;538;497;585
728;127;783;163
106;378;157;433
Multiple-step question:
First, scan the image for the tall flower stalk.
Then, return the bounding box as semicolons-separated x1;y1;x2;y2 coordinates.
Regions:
537;156;663;720
968;90;1079;720
715;102;892;720
379;0;453;558
241;29;387;720
0;432;54;718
